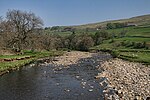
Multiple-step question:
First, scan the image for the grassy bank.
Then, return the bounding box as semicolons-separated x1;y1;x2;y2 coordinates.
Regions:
90;46;150;64
90;25;150;64
119;51;150;64
0;50;63;74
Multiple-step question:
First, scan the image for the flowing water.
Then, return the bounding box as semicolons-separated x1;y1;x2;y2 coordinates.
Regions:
0;53;111;100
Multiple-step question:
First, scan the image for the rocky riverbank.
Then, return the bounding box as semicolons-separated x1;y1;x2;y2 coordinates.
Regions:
49;51;93;66
98;58;150;100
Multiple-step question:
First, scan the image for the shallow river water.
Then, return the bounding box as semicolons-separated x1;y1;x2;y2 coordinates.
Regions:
0;53;111;100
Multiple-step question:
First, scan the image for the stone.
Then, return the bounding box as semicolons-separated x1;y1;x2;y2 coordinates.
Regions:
64;89;70;92
76;75;80;79
100;58;150;99
90;86;94;88
88;89;93;92
81;82;86;86
56;83;60;86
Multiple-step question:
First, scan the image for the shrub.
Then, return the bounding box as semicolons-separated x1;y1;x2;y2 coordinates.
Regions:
77;35;94;51
121;41;134;47
133;42;146;49
113;42;121;47
94;30;109;45
111;50;120;58
109;39;114;43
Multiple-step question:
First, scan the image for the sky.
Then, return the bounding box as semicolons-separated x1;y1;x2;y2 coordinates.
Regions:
0;0;150;27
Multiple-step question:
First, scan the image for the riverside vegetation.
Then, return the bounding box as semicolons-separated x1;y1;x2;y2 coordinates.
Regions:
0;50;63;75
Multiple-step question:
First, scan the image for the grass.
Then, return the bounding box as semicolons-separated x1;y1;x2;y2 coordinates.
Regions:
0;50;64;72
107;26;150;37
90;40;150;64
119;51;150;64
91;44;150;64
90;25;150;64
44;29;72;37
0;59;34;71
0;55;30;59
116;37;150;42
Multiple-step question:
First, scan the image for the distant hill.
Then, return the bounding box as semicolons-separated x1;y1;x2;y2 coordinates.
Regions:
71;14;150;29
45;14;150;36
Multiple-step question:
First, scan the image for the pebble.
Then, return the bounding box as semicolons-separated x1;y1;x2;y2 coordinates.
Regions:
49;51;93;66
29;63;36;67
81;82;86;86
88;89;93;92
103;89;109;93
76;75;80;79
90;86;94;88
44;71;46;74
100;58;150;99
64;89;70;92
56;83;60;86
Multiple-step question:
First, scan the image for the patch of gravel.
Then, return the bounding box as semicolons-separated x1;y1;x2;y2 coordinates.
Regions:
98;58;150;100
50;51;93;66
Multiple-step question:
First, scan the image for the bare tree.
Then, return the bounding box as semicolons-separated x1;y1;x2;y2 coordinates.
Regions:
0;17;3;48
0;16;3;32
0;18;15;48
6;9;43;51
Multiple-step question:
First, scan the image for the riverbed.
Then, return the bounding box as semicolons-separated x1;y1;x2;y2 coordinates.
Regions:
0;51;112;100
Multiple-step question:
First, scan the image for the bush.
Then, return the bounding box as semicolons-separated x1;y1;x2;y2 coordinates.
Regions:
133;42;146;49
106;22;127;29
113;42;121;47
121;41;134;47
109;39;114;43
77;35;94;51
70;34;94;51
94;30;109;45
111;50;120;58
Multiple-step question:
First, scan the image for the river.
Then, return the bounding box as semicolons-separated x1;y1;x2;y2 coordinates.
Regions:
0;52;112;100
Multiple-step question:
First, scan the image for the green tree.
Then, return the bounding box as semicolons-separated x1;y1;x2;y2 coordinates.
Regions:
94;30;109;45
106;23;115;29
50;26;60;31
76;34;94;51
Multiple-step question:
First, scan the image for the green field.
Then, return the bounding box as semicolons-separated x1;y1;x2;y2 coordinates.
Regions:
107;26;150;37
90;25;150;64
119;51;150;64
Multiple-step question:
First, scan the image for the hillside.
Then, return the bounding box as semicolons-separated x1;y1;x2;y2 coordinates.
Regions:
71;14;150;29
44;14;150;37
88;15;150;64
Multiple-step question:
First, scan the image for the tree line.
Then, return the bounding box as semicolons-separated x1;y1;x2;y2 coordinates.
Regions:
0;10;127;53
0;10;109;52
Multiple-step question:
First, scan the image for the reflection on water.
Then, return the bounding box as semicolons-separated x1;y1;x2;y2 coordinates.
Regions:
0;53;111;100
